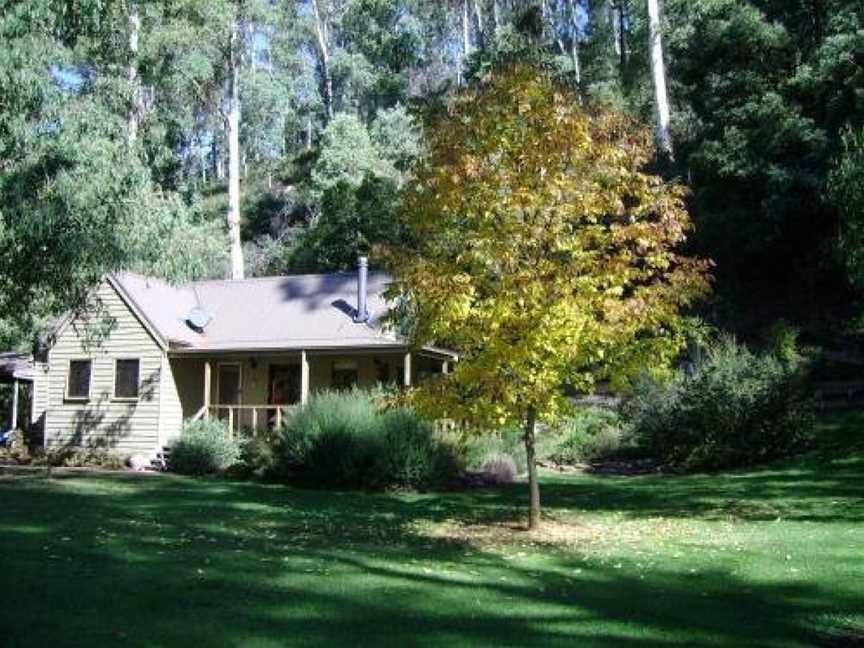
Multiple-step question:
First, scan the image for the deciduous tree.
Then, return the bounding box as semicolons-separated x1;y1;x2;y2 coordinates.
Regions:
385;66;710;529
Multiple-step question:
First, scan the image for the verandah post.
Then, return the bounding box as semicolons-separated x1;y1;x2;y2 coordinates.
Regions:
203;360;212;419
10;378;19;431
301;350;309;405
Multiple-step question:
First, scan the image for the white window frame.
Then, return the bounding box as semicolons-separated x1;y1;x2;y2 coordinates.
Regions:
112;357;142;402
65;358;93;402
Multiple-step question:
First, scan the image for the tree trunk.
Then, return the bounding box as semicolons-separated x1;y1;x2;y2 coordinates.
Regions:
458;0;471;86
617;1;628;73
312;0;334;123
226;18;245;280
567;0;582;87
524;407;541;530
127;2;142;147
462;0;471;54
473;0;485;48
647;0;674;160
608;0;621;59
492;0;501;36
214;139;224;180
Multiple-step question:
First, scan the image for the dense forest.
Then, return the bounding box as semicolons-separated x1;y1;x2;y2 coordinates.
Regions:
1;0;863;350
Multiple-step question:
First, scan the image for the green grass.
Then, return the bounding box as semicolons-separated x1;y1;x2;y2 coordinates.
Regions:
2;415;863;647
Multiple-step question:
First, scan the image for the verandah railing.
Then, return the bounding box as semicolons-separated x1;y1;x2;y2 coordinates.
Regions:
191;404;299;438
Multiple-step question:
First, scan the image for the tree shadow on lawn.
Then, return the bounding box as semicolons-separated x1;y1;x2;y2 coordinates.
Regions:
1;471;861;647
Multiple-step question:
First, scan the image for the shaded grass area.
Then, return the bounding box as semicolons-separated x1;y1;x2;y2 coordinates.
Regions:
2;414;863;647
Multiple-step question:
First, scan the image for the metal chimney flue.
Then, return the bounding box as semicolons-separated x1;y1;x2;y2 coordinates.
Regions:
354;256;369;323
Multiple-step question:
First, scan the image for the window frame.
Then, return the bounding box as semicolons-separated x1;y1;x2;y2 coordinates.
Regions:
65;358;93;402
112;357;142;402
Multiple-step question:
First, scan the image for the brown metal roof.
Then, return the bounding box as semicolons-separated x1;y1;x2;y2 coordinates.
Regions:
110;271;450;356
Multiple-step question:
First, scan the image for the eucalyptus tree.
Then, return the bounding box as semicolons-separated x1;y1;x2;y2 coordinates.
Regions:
646;0;673;159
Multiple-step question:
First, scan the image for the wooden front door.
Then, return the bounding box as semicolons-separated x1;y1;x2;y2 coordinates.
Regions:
269;364;300;405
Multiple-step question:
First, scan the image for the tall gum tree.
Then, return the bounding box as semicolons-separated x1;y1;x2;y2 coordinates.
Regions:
384;66;710;530
647;0;673;160
226;12;244;279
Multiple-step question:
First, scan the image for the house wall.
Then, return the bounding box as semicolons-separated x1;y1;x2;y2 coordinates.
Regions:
31;361;49;429
44;280;164;455
159;355;183;447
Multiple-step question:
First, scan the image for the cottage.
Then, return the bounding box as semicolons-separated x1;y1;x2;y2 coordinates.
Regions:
31;259;455;460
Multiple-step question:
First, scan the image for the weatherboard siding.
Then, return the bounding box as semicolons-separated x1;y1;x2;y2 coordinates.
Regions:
31;361;49;428
160;356;184;445
45;281;164;454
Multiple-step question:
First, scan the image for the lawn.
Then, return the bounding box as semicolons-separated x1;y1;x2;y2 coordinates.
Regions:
2;415;863;647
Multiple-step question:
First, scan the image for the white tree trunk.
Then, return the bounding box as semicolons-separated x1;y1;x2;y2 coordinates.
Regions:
492;0;501;36
566;0;581;87
648;0;674;160
457;0;471;86
226;18;245;280
127;3;141;147
312;0;334;123
607;0;621;58
462;0;472;59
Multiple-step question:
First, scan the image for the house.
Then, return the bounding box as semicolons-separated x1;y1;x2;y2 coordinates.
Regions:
31;259;456;460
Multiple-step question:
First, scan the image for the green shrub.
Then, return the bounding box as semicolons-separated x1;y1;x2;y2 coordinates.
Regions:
767;319;801;366
549;407;626;465
169;419;241;476
278;389;378;472
625;336;814;471
374;409;439;488
275;389;460;490
463;424;527;474
235;435;279;479
480;451;517;483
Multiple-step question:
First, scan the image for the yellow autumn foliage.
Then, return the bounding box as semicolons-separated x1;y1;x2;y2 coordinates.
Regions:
384;66;711;428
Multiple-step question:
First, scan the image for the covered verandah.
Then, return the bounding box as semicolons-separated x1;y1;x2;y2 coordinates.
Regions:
0;352;34;436
169;346;454;436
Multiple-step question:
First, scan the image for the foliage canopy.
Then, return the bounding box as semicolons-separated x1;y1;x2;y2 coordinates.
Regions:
386;66;711;429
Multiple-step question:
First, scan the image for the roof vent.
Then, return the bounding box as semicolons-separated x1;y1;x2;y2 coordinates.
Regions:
186;307;212;333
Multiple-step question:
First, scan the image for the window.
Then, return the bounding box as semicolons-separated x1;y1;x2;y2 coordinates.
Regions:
374;358;391;384
114;359;140;399
332;360;358;390
66;360;92;400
